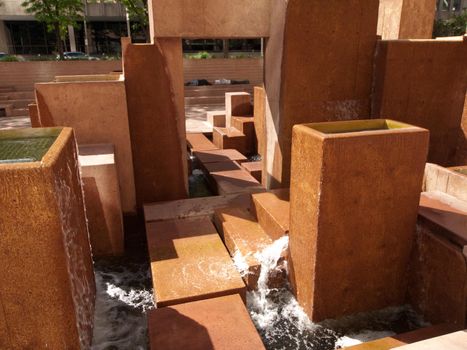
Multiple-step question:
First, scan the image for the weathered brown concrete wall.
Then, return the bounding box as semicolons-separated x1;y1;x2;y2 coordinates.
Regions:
264;0;379;188
0;128;95;349
148;0;271;39
407;219;467;326
372;38;467;166
457;94;467;165
378;0;436;40
123;40;188;207
34;78;137;214
0;60;121;91
289;120;429;321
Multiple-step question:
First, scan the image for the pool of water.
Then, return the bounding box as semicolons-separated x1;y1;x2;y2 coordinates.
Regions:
0;136;57;163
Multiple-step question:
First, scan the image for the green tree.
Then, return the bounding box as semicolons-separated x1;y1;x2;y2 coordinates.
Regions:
21;0;83;59
119;0;149;42
433;10;467;37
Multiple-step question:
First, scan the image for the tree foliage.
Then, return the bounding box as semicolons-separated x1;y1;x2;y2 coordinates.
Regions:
118;0;149;42
433;11;467;37
21;0;83;58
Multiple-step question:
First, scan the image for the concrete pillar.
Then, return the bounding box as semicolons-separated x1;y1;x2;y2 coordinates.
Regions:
0;21;10;53
225;92;252;128
123;39;188;207
68;25;77;52
288;119;429;321
378;0;437;39
0;127;95;349
263;0;379;189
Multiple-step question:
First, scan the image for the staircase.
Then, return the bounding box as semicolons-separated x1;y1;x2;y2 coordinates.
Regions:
0;86;34;119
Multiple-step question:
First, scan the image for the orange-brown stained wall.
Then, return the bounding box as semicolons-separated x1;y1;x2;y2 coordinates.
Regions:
377;0;436;40
0;128;95;349
372;38;467;166
34;80;137;214
264;0;379;188
123;40;188;207
456;94;467;165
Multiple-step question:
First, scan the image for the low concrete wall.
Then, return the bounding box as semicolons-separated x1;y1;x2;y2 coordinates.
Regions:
0;60;122;91
0;58;264;91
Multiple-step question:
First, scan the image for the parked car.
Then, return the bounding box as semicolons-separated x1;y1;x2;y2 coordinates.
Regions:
59;52;100;60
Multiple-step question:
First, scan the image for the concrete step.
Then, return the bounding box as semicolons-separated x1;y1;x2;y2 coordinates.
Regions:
213;127;248;155
148;295;265;350
0;86;15;93
146;216;246;307
0;91;35;100
344;324;463;349
241;161;262;182
209;168;264;195
185;96;225;106
186;133;218;153
231;116;256;153
251;189;290;241
206;110;226;127
193;149;247;165
0;99;34;109
214;206;287;289
10;108;29;117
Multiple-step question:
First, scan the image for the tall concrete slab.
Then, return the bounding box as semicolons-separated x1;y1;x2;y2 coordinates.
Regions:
34;77;137;214
148;0;271;39
289;120;429;321
264;0;379;188
0;128;95;349
378;0;436;40
372;38;467;166
123;39;188;207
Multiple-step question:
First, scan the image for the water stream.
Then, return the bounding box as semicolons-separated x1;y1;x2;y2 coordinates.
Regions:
90;235;426;349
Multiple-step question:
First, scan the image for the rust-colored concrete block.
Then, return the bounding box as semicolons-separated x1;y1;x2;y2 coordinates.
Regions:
194;149;247;164
123;39;188;207
186;133;218;152
251;188;290;240
213;127;248;155
377;0;436;40
408;214;467;326
149;0;271;39
0;127;95;349
210;169;264;195
253;86;266;159
344;324;462;350
264;0;379;188
203;160;242;174
79;144;124;257
207;110;226;127
34;78;137;214
372;38;467;166
232;116;256;154
241;161;262;182
214;207;286;289
148;295;265;350
289;119;429;321
393;331;467;350
225;92;252;128
28;103;39;127
146;217;246;307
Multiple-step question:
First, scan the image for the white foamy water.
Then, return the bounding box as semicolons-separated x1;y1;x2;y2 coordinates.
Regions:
91;259;155;350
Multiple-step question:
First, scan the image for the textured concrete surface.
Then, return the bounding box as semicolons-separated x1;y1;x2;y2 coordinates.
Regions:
372;38;467;166
408;215;467;326
194;149;247;164
146;217;246;307
149;0;271;39
79;144;124;257
210;169;264;195
241;161;262;182
186;133;218;152
264;0;379;188
214;206;281;289
123;39;188;206
34;78;136;214
0;128;95;349
289;120;429;321
377;0;436;39
424;163;467;202
148;295;265;350
393;331;467;350
251;188;290;240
